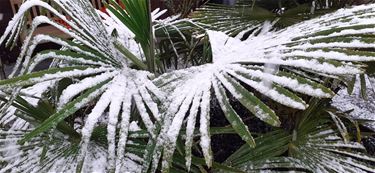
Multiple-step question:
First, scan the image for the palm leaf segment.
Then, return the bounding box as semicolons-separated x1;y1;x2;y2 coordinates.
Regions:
190;3;275;37
155;3;375;171
225;114;375;172
0;0;164;171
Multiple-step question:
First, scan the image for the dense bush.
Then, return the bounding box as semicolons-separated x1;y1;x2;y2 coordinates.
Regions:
0;0;374;172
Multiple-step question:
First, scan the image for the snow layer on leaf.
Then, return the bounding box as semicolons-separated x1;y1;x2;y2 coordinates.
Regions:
283;50;375;62
290;40;375;49
332;76;375;131
133;93;155;136
58;71;118;109
225;68;306;109
106;75;126;171
206;30;365;75
0;129;143;173
138;86;160;121
79;82;114;162
0;81;54;129
0;0;66;44
54;0;122;62
185;91;203;170
206;4;375;76
227;65;332;98
115;90;132;172
21;81;54;106
199;83;213;167
30;51;109;72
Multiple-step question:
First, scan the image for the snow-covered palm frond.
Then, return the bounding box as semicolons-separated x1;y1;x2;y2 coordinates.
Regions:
152;12;210;72
0;127;145;172
0;84;149;172
191;3;275;37
0;80;54;129
224;102;375;173
332;76;375;131
154;4;375;171
234;128;375;172
1;0;375;172
291;129;374;172
190;2;319;39
0;0;163;172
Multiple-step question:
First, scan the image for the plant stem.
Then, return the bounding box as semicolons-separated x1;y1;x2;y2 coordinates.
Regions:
115;42;148;70
147;0;156;73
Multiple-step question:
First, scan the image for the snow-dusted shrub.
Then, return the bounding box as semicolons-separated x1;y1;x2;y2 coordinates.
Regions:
0;0;374;172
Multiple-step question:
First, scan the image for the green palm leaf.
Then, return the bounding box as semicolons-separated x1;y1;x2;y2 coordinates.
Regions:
0;0;163;172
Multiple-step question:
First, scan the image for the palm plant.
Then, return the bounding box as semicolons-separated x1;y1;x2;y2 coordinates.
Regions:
0;0;374;172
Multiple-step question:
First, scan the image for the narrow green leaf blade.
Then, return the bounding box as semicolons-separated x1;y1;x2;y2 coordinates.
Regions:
18;79;110;144
212;79;256;147
219;73;280;127
0;66;107;88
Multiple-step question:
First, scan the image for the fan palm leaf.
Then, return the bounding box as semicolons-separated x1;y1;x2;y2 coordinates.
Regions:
153;4;375;171
0;0;163;172
225;100;375;172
